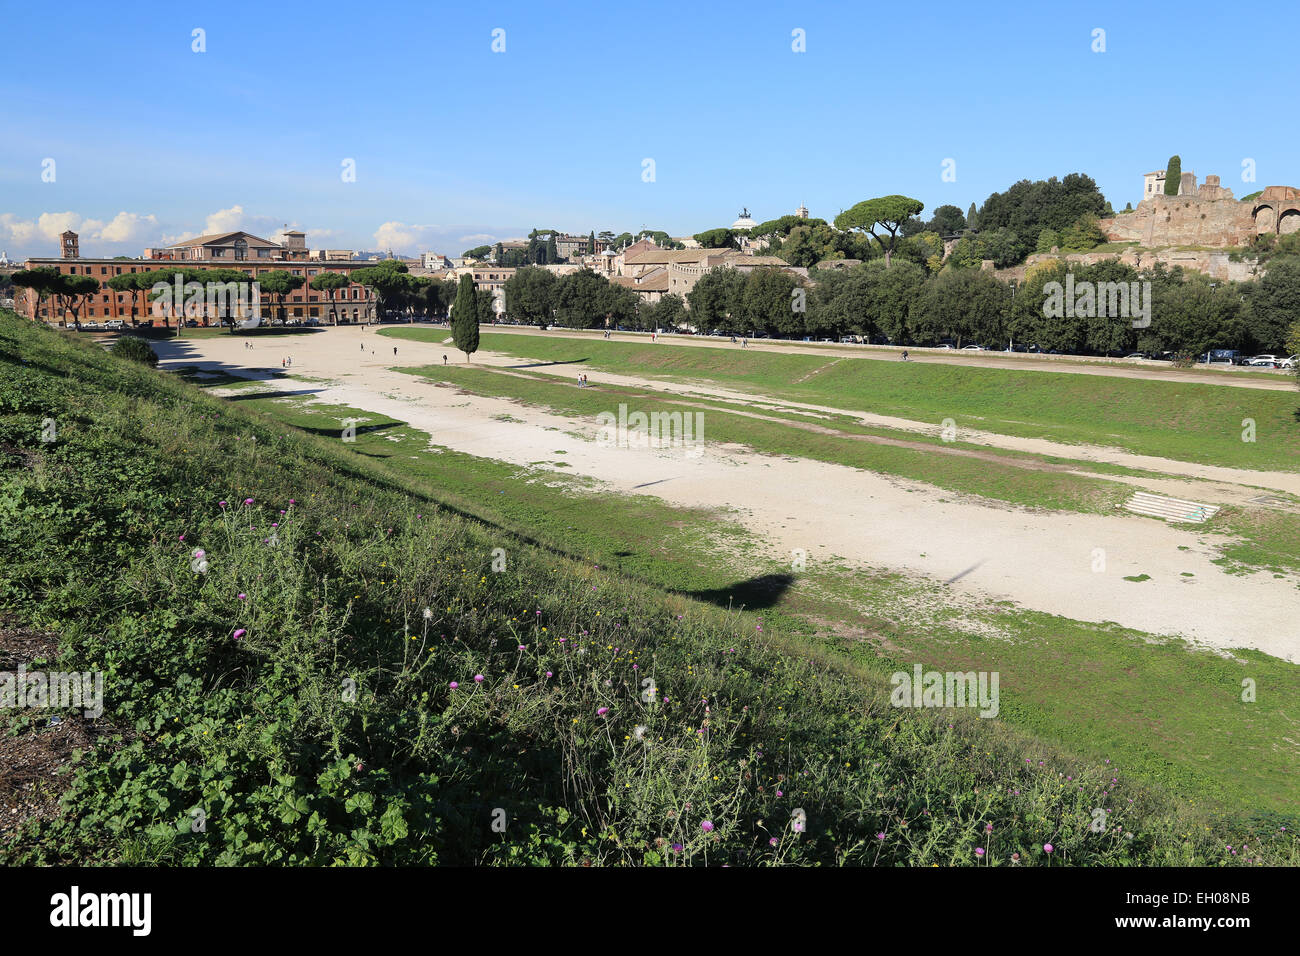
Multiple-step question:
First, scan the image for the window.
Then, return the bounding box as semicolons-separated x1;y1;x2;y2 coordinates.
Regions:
234;239;248;260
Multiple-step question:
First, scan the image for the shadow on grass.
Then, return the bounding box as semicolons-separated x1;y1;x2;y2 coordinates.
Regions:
225;388;326;401
685;573;795;612
290;422;403;440
505;359;589;369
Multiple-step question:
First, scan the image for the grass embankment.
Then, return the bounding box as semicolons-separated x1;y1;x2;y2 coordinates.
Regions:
1;312;1295;865
233;386;1300;816
380;329;1300;473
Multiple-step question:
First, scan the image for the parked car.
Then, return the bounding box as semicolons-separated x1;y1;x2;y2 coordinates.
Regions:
961;344;985;351
1278;355;1298;369
104;319;124;330
1123;352;1148;360
1198;349;1240;365
1246;354;1281;367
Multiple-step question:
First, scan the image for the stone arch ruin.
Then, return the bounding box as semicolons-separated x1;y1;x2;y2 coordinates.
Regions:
1251;186;1300;236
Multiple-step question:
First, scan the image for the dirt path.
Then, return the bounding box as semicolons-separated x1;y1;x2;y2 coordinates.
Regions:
466;346;1300;501
157;327;1300;661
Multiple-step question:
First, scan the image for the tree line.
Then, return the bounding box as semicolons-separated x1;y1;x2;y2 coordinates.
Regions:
676;254;1297;355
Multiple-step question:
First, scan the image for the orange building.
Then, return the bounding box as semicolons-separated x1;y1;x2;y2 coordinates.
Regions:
16;230;383;324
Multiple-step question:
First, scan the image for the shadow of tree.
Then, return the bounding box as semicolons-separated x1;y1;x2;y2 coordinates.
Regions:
684;573;795;612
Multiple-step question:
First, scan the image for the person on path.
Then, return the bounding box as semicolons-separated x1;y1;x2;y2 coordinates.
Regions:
901;350;909;361
443;354;448;365
393;346;398;356
281;358;286;368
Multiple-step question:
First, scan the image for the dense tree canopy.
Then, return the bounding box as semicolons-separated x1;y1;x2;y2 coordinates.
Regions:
974;174;1107;256
833;195;925;266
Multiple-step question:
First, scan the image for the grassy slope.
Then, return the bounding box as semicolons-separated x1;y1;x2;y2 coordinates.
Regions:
236;388;1300;817
1;312;1295;866
379;329;1300;472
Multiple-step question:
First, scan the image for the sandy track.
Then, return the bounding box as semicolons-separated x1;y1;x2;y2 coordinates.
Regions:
464;349;1300;502
157;327;1300;661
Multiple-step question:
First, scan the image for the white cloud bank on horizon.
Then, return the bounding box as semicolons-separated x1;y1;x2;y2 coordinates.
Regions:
0;210;159;255
2;207;522;260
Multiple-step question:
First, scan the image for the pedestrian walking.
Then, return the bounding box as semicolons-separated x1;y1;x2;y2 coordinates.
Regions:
393;346;398;356
901;350;909;361
443;354;448;365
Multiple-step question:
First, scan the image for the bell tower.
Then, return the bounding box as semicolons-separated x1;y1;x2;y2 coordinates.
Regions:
60;230;80;259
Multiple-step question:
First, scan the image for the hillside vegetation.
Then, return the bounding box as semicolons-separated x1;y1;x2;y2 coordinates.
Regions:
0;312;1293;865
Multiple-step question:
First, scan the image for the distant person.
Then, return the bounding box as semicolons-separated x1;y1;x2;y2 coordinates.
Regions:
443;354;448;365
393;346;398;356
901;350;909;361
281;358;286;368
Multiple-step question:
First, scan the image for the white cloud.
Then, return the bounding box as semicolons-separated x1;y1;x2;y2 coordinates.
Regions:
458;233;494;244
203;204;246;235
92;211;160;243
373;221;442;252
0;210;161;255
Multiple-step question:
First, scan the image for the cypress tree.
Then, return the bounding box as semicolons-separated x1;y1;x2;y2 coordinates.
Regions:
546;234;559;264
451;274;480;361
588;230;596;254
966;202;978;230
1164;155;1181;196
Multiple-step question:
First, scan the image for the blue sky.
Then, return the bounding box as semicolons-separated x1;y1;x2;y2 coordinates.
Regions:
3;0;1296;258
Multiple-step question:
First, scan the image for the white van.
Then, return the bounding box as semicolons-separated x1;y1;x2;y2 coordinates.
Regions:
104;319;125;330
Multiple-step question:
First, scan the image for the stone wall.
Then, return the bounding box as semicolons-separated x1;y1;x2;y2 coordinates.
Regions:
1002;247;1261;284
1099;193;1256;247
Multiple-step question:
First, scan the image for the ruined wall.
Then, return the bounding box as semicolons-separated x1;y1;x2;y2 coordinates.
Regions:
1011;247;1260;283
1099;193;1256;248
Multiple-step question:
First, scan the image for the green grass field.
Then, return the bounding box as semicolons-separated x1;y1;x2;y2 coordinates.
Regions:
391;361;1300;576
379;328;1300;472
3;312;1297;866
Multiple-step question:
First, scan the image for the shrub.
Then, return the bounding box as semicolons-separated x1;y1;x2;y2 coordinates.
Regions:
110;335;158;367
